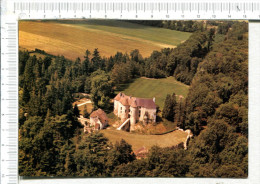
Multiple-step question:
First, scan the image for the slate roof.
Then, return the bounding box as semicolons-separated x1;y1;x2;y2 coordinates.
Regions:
114;92;156;109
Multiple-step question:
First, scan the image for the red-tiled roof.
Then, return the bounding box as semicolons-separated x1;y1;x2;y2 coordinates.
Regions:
114;93;121;101
135;98;156;109
130;99;137;108
120;96;129;106
134;146;149;159
90;109;108;125
114;92;156;109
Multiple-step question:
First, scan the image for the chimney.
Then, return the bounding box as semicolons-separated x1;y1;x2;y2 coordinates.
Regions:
153;97;155;102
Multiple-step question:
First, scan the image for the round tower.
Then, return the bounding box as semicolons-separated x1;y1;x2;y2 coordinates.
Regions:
130;106;137;131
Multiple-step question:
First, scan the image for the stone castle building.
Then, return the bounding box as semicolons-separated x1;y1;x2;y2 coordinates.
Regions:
90;108;108;130
114;92;157;131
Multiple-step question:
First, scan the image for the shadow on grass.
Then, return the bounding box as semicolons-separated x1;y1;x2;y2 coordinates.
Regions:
115;79;136;93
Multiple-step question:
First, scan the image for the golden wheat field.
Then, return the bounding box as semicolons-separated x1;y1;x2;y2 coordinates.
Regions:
19;20;191;60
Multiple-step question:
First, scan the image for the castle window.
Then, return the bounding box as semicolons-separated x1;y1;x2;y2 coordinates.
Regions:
139;110;141;117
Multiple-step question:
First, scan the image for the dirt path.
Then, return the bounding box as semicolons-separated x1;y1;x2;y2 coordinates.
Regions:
77;100;92;107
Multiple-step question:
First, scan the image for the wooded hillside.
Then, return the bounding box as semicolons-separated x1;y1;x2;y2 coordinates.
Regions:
19;21;248;177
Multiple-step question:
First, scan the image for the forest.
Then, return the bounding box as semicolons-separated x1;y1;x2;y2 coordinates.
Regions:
19;21;248;177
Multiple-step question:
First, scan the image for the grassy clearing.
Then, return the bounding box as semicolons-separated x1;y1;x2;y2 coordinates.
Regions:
162;119;178;130
101;128;188;151
77;104;93;115
73;98;93;114
19;20;191;60
118;77;189;110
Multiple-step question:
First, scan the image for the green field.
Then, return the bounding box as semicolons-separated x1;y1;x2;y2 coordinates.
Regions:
101;128;187;151
56;20;191;46
19;20;191;60
118;77;189;110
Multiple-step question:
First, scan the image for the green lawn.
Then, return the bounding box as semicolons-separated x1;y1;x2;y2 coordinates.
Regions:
101;128;188;151
118;77;189;110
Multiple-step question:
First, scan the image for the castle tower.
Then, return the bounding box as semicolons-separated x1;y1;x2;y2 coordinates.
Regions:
130;100;137;131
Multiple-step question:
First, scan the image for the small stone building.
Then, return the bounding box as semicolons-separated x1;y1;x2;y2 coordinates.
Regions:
90;109;108;130
114;92;156;131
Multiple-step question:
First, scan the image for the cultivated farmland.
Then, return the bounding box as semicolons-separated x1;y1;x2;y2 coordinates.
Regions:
19;20;191;60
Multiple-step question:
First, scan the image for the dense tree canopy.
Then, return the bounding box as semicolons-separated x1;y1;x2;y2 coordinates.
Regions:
162;93;177;121
19;21;248;178
127;20;205;32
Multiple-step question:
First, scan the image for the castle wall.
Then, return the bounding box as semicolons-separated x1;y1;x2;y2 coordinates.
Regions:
114;96;157;131
139;107;156;123
114;102;156;123
98;119;103;129
90;117;96;128
114;100;119;115
117;101;129;122
90;117;103;130
130;106;137;130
